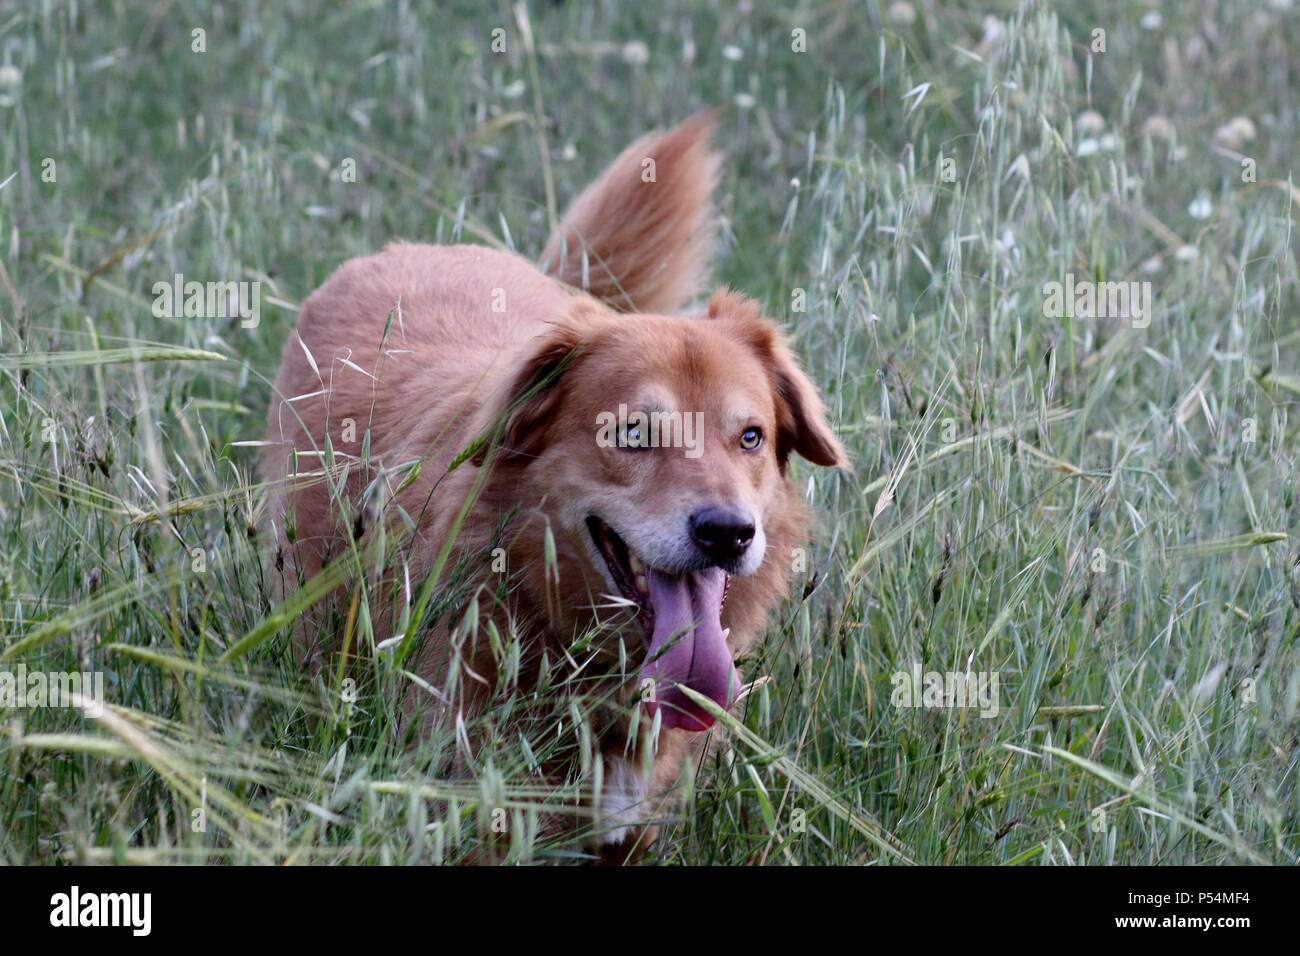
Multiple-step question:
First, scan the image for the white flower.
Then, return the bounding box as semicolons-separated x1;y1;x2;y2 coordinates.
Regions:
980;15;1004;46
1141;115;1174;141
622;42;649;66
722;45;743;61
887;2;917;26
1212;116;1257;151
1076;110;1105;135
1188;192;1213;220
1075;134;1117;158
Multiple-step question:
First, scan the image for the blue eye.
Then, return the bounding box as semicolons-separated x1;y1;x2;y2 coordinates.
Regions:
622;424;645;448
740;427;763;451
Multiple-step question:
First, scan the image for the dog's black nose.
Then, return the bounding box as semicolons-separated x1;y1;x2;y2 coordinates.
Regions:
689;507;755;564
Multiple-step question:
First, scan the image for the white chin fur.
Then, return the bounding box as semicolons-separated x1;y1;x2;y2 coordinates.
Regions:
596;756;649;846
734;523;766;576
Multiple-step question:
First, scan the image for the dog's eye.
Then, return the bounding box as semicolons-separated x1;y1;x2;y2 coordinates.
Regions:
739;427;763;451
621;424;646;448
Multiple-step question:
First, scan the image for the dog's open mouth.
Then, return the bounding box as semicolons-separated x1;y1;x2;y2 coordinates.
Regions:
587;516;737;733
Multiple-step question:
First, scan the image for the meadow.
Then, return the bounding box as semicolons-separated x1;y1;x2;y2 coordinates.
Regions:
1;0;1297;864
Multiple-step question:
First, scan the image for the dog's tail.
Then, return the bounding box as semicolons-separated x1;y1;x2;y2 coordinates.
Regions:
541;111;721;314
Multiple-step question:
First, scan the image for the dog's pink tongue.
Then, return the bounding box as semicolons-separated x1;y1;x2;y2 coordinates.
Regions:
640;567;738;732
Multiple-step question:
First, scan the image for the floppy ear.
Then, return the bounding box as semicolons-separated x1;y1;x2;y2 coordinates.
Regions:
767;339;848;470
706;289;848;471
472;323;588;466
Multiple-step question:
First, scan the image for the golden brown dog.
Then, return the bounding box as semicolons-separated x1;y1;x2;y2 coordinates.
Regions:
262;112;846;860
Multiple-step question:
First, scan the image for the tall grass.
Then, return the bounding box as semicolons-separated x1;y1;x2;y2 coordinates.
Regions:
1;0;1296;864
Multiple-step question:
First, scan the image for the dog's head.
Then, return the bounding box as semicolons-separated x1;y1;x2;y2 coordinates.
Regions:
479;291;846;731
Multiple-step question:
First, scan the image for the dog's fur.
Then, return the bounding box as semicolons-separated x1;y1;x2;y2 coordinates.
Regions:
262;113;846;861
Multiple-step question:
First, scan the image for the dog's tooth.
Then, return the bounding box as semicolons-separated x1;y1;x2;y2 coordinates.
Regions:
635;574;647;594
629;554;645;575
721;628;731;640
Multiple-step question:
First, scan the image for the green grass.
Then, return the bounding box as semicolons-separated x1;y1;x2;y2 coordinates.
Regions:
1;0;1298;864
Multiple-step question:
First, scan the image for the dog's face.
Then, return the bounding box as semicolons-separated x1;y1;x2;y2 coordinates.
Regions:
486;293;845;732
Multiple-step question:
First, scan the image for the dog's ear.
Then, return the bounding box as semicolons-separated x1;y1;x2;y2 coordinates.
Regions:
767;341;848;470
472;325;586;466
472;302;609;466
707;289;848;472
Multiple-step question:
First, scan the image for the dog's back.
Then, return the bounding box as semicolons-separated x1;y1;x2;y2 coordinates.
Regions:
261;245;559;584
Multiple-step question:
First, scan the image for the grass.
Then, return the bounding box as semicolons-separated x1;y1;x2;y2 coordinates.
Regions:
1;0;1297;865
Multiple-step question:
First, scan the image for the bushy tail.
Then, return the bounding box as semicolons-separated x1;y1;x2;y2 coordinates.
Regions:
541;111;721;314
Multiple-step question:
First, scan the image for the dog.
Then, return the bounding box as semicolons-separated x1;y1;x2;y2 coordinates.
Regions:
262;112;847;861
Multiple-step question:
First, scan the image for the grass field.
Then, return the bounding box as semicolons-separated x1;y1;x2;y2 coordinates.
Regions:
1;0;1297;865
